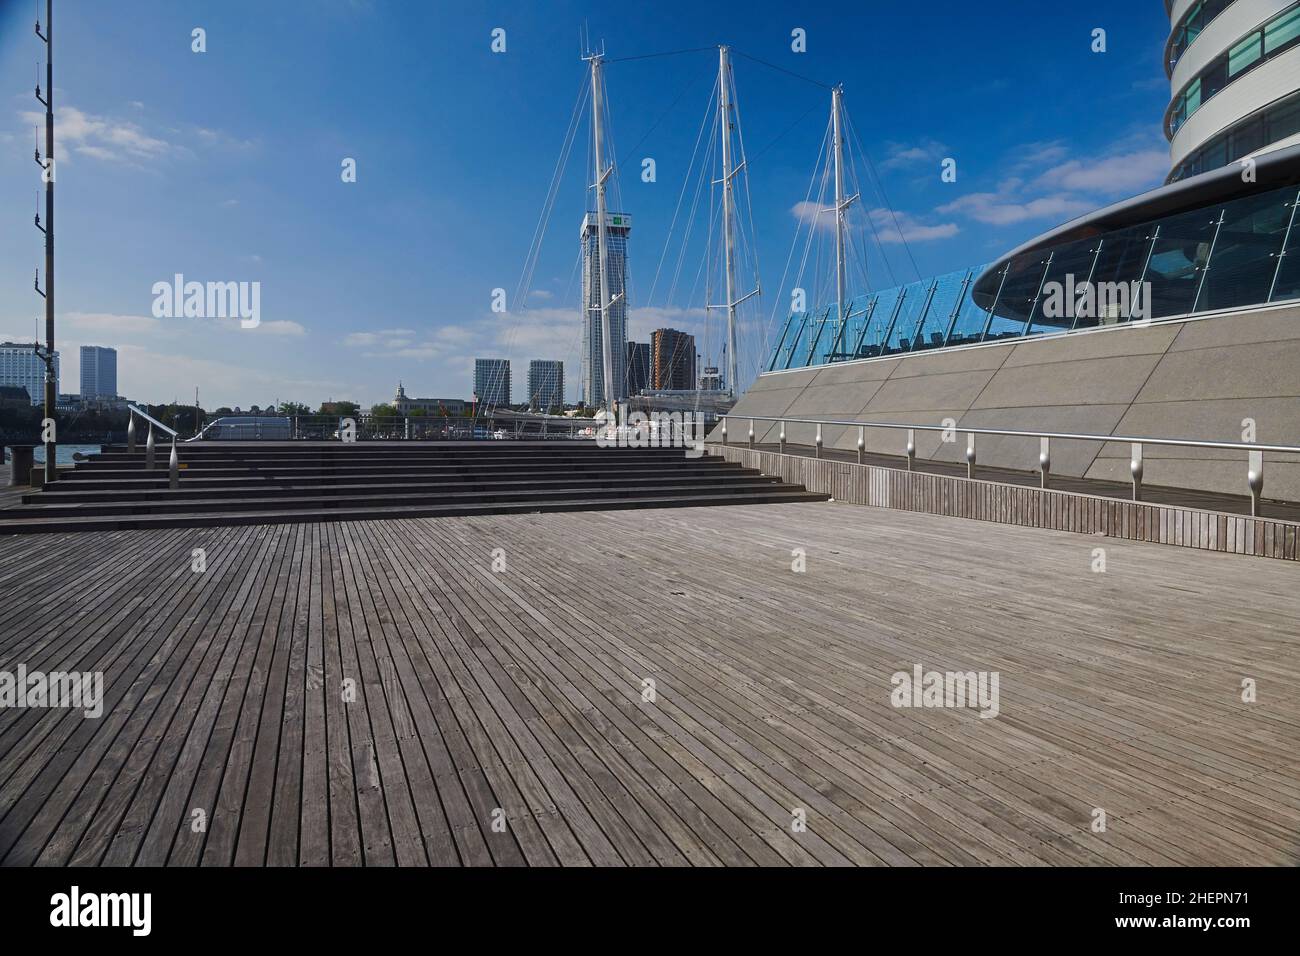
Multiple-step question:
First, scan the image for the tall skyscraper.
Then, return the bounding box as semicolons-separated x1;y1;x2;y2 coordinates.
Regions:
651;328;696;390
473;358;511;407
581;211;631;406
526;360;564;411
626;341;651;396
0;342;58;406
80;345;117;399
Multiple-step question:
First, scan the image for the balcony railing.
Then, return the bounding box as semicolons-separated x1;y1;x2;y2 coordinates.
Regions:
718;414;1300;517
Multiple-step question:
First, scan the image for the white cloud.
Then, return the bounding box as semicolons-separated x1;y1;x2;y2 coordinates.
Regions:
65;311;163;334
879;139;949;171
867;208;959;243
18;105;174;164
937;192;1094;226
343;328;418;349
1033;149;1170;194
791;199;831;229
939;139;1168;228
252;320;306;336
793;201;956;242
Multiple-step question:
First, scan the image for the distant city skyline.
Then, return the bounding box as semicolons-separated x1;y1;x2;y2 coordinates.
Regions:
0;1;1172;408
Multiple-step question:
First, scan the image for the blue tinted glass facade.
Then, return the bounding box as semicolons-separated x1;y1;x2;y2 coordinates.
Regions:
769;182;1300;372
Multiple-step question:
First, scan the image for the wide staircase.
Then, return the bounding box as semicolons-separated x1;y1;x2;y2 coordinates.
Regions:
0;441;825;534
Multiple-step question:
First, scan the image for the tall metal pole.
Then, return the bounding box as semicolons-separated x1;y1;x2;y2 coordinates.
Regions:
588;53;616;416
719;46;739;399
831;85;848;355
39;0;55;482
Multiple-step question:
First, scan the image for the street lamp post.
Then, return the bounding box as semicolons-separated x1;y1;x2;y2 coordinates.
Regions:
35;1;56;484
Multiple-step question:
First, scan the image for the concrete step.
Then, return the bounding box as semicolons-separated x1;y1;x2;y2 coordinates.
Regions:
27;471;778;504
57;458;740;480
0;488;829;534
15;479;789;516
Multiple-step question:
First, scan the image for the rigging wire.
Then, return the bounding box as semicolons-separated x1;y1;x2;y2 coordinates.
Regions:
732;49;832;90
645;74;718;308
604;46;716;64
846;107;924;283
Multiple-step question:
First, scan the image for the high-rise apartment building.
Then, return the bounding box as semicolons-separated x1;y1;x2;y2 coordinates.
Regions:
651;328;696;390
473;358;512;407
527;360;564;411
80;345;117;399
0;342;58;406
626;341;651;396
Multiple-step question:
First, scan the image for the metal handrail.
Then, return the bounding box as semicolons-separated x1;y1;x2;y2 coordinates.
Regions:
718;413;1300;517
127;404;178;437
126;404;180;489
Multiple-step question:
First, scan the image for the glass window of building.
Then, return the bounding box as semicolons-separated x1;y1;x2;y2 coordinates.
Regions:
1228;33;1262;77
1265;6;1300;53
1196;189;1295;311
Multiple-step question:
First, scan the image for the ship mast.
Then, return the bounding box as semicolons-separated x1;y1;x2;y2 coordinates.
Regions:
585;48;620;415
830;85;855;352
719;46;739;398
712;46;759;397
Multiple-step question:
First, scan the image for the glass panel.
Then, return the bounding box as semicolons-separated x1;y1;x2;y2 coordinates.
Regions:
805;305;836;366
881;279;930;354
854;286;901;357
1185;77;1201;115
1270;96;1300;141
815;302;853;365
1229;34;1262;76
983;252;1044;340
1268;191;1300;302
911;269;972;351
1202;136;1228;170
781;311;811;368
827;292;866;362
1266;7;1300;54
1197;186;1295;311
946;292;993;347
1028;238;1102;335
1144;206;1220;319
1201;59;1227;100
1082;224;1156;328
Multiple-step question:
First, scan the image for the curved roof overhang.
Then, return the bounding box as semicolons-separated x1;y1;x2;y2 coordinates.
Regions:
972;142;1300;306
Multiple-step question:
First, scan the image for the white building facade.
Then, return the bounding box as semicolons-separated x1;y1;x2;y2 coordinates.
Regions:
1167;0;1300;179
0;342;58;406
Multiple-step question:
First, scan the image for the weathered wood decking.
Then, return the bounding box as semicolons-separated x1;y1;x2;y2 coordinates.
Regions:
0;502;1296;865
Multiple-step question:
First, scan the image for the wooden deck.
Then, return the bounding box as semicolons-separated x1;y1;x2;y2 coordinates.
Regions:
0;502;1296;866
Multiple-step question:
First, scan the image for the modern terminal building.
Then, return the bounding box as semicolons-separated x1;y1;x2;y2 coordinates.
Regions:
727;1;1300;501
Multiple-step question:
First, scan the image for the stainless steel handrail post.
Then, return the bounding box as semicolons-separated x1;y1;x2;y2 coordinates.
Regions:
857;425;865;465
815;423;823;459
966;432;976;479
906;429;915;471
126;411;136;453
1039;437;1050;489
1248;450;1264;517
169;437;179;489
1131;443;1143;501
721;416;728;446
145;422;155;470
779;421;786;455
748;418;755;448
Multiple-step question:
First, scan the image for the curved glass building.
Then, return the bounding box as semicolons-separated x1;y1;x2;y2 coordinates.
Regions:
740;4;1300;502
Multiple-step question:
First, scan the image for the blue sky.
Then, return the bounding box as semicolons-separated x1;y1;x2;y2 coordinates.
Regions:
0;0;1172;408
